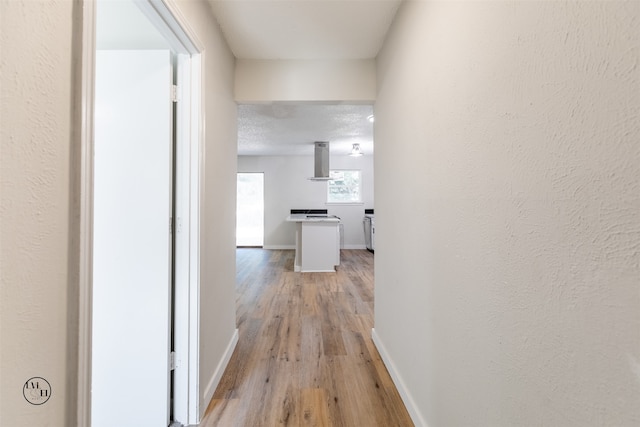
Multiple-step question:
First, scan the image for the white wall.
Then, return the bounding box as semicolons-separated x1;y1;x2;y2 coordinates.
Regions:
171;0;239;417
0;1;75;424
0;0;238;424
374;1;640;426
238;154;374;249
236;59;376;102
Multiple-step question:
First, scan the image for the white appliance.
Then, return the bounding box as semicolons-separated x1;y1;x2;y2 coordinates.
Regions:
364;214;375;252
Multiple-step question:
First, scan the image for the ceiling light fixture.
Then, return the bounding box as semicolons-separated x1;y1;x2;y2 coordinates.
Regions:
349;143;363;157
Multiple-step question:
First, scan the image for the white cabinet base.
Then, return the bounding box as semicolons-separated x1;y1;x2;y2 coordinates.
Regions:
292;221;340;272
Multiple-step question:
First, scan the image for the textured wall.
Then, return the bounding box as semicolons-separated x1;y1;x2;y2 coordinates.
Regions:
374;1;640;426
238;154;374;249
0;0;239;424
0;0;75;424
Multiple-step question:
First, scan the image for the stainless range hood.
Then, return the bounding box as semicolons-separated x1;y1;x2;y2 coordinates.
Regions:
309;141;332;181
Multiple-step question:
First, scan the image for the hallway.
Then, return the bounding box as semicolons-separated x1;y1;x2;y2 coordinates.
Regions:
202;249;413;426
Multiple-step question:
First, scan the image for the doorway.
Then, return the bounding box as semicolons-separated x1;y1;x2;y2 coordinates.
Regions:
236;173;265;247
84;0;203;426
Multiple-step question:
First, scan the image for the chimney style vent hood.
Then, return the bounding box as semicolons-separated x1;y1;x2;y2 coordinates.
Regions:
309;141;332;181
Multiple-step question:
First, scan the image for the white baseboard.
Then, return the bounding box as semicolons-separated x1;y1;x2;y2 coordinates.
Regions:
343;244;367;250
263;245;295;250
201;328;239;419
262;244;368;250
371;328;428;427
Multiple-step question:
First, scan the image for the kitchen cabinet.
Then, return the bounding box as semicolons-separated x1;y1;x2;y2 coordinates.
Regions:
287;215;341;272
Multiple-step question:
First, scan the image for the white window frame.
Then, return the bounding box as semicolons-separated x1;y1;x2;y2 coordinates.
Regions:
326;169;363;204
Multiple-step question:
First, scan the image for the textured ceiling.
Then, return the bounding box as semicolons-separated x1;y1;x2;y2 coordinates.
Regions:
208;0;402;59
238;104;374;156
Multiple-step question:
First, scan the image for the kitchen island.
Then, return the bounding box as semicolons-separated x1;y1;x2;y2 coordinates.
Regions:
286;214;341;272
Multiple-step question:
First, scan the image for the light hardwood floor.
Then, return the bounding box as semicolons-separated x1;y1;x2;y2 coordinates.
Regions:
201;249;414;427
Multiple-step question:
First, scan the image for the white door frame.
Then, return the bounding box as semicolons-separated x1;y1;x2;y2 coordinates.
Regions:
77;1;204;425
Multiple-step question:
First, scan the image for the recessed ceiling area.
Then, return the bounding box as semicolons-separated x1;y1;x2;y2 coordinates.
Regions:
207;1;401;157
237;104;374;156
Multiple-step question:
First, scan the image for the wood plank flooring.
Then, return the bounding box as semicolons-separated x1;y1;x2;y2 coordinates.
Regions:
201;249;414;427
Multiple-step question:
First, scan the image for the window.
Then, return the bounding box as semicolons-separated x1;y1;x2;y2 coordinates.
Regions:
327;170;362;204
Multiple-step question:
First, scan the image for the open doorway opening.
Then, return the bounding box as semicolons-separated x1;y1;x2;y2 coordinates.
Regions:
236;173;264;247
81;1;203;426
